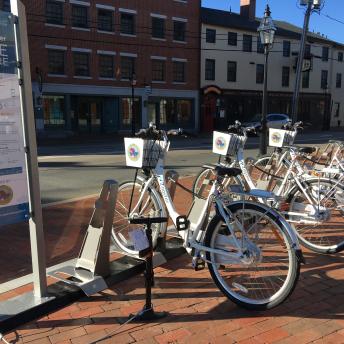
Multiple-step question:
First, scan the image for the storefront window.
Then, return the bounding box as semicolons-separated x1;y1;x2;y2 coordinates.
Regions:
43;95;65;127
159;98;193;126
121;97;140;127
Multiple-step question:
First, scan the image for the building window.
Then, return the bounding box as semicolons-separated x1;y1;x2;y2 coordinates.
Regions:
98;9;114;32
46;0;63;25
43;96;65;126
227;61;236;82
121;56;136;79
173;61;186;82
159;99;193;126
338;52;343;62
334;103;340;118
121;12;135;35
206;28;216;43
205;59;215;81
72;5;88;28
48;49;65;75
302;70;310;88
305;44;311;57
173;20;186;42
2;0;11;12
322;47;329;62
152;17;165;39
99;54;114;78
336;73;342;88
257;36;264;54
282;66;290;87
228;32;237;46
243;34;252;52
73;52;90;77
321;70;328;89
152;59;165;82
256;64;264;84
283;40;291;57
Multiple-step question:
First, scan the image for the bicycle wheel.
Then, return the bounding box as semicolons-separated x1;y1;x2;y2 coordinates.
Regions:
287;178;344;254
205;202;300;310
112;180;166;255
192;168;216;199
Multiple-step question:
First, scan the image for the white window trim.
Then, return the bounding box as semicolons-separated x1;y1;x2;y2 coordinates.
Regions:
173;40;187;44
72;47;92;53
97;50;116;56
45;23;66;29
151;56;167;60
120;52;138;58
46;44;67;51
72;27;91;32
172;17;188;22
173;82;187;85
69;0;90;6
99;77;116;81
96;4;115;11
97;30;115;35
152;81;166;84
119;8;137;14
152;37;166;42
172;58;187;62
120;33;137;38
150;13;167;19
174;0;187;3
52;0;65;2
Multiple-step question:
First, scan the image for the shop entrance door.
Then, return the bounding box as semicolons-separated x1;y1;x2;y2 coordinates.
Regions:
76;97;103;133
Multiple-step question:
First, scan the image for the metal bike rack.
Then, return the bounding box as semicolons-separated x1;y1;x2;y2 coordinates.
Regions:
48;180;118;296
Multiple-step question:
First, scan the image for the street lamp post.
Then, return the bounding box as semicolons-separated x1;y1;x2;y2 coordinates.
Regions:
131;73;137;136
257;4;276;156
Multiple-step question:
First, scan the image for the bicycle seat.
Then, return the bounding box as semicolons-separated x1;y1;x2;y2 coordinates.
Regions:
298;147;316;154
215;166;242;177
285;146;316;154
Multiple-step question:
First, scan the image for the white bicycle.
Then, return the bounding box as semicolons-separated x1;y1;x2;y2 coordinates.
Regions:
193;122;344;255
112;125;302;310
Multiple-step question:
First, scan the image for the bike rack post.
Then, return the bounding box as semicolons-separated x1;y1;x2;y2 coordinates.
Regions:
165;170;179;201
48;180;118;296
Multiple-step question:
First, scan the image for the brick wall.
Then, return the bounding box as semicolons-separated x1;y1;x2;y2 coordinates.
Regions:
23;0;201;91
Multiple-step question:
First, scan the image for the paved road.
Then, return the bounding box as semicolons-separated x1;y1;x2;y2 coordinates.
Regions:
38;131;344;204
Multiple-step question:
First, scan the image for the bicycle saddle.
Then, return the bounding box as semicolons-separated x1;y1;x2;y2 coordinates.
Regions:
215;166;242;177
285;146;316;154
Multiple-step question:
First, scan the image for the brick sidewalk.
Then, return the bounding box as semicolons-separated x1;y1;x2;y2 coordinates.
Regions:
4;249;344;344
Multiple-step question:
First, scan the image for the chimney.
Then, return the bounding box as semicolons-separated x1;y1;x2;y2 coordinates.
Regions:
240;0;256;21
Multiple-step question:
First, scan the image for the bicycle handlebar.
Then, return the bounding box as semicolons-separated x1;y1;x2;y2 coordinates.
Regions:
135;124;195;140
227;120;257;136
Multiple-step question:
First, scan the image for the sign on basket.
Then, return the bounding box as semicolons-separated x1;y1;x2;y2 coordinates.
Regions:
269;129;294;148
213;131;246;156
124;138;164;168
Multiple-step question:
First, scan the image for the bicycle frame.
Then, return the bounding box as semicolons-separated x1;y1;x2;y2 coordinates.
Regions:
128;135;261;264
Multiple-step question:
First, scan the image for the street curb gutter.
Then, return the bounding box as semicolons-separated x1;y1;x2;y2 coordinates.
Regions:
0;238;185;334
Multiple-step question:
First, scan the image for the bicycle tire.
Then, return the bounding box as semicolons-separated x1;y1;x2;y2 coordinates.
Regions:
205;201;300;310
112;180;166;255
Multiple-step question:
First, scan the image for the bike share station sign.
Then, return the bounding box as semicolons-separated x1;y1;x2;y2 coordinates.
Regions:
0;11;29;226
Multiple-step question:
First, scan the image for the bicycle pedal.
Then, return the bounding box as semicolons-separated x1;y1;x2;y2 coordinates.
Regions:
192;257;205;271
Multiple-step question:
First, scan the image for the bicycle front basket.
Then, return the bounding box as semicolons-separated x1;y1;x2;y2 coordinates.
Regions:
124;138;164;168
213;131;246;156
268;129;294;148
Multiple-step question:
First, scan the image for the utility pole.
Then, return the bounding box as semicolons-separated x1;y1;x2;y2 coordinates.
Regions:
291;0;323;123
291;0;313;123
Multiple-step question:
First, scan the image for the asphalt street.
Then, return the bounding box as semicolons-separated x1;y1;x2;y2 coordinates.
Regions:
38;131;344;204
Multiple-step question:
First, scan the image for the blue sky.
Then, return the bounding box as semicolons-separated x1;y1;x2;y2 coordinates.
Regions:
202;0;344;44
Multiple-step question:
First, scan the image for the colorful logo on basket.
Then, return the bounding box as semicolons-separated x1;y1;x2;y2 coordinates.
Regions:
0;185;13;206
271;132;282;144
215;137;226;150
127;144;140;161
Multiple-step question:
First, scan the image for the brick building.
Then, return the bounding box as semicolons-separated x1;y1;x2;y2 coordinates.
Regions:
14;0;201;136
